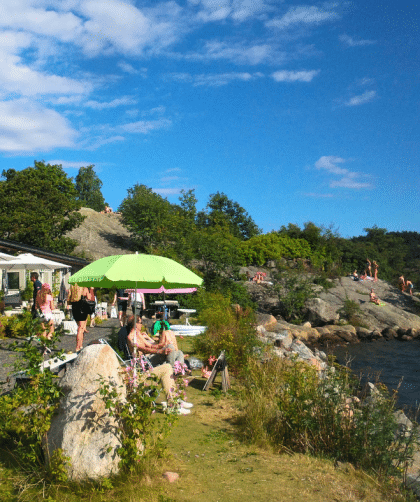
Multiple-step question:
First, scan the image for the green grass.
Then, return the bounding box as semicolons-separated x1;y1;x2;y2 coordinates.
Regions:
0;337;415;502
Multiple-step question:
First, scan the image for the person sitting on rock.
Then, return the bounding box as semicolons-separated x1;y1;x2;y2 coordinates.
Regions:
369;289;381;305
352;270;359;281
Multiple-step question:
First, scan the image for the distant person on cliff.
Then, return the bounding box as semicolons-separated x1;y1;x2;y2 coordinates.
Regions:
406;280;414;296
366;259;372;277
398;275;406;292
369;289;381;305
352;270;359;281
373;261;379;282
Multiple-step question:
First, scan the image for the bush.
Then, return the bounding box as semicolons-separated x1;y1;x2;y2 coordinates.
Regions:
237;357;418;477
338;297;368;328
0;322;64;469
192;291;259;377
274;273;316;323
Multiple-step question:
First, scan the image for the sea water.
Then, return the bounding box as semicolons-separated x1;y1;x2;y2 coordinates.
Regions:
333;339;420;412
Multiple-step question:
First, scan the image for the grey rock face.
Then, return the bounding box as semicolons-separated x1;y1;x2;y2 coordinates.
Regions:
43;344;126;480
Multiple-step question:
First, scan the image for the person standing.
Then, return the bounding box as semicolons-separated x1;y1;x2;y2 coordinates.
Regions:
35;282;55;339
113;289;129;327
67;283;90;352
406;280;414;296
129;289;145;317
366;259;372;277
30;272;42;319
398;275;406;292
86;287;97;328
373;261;379;282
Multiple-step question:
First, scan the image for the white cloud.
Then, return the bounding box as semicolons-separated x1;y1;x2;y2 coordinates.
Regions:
182;40;279;65
0;99;77;153
344;90;376;106
189;0;273;23
121;118;172;134
47;160;94;169
315;156;348;175
339;34;376;47
168;71;263;87
272;70;320;82
315;156;374;190
0;30;92;98
330;177;373;189
117;61;147;76
267;5;340;30
84;96;138;110
153;187;182;196
84;135;126;151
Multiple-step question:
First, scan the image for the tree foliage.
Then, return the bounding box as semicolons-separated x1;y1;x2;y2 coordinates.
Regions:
0;161;84;253
75;165;106;211
197;191;261;240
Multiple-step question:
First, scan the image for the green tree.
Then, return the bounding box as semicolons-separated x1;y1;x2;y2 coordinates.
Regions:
118;184;176;252
197;192;261;240
0;161;84;253
74;165;106;211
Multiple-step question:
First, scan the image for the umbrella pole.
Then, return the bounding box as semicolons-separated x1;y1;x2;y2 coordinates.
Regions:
133;282;137;380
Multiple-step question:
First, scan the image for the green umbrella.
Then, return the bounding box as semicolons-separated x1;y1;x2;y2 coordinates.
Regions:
69;253;203;368
68;253;203;290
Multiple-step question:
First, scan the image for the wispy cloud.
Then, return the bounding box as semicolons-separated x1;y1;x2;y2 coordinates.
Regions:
344;90;376;107
121;118;172;134
272;69;320;82
339;34;376;47
315;156;373;189
153;187;182;196
117;61;147;76
179;40;281;65
266;5;340;30
47;160;93;169
168;71;264;87
303;192;335;198
84;96;138;110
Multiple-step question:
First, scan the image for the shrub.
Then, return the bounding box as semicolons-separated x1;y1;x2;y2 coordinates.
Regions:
192;291;259;377
237;357;418;477
338;297;368;328
274;273;316;323
0;321;64;469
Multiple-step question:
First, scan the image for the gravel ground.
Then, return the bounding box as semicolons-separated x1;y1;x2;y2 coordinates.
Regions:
0;318;123;395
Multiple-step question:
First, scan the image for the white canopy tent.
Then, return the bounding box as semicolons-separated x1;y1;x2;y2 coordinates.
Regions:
0;253;71;297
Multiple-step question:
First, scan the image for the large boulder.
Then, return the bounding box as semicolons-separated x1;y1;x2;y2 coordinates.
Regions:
43;344;126;480
304;298;340;326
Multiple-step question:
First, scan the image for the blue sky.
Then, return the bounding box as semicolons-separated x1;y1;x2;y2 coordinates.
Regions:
0;0;418;238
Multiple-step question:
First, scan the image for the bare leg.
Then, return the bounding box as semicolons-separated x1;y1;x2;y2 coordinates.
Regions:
76;320;87;351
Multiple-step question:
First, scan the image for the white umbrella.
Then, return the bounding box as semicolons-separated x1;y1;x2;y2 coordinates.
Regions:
0;253;71;296
0;253;70;270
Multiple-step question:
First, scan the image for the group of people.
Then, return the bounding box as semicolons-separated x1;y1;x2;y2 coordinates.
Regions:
351;259;379;282
29;277;192;413
398;275;414;295
118;311;192;414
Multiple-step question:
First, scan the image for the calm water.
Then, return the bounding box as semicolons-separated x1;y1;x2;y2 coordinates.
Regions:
333;339;420;412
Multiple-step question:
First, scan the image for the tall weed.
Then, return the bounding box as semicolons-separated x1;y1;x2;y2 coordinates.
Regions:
238;357;418;477
192;291;259;377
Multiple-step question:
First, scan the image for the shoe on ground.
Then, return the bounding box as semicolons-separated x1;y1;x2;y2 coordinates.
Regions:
161;402;191;415
180;400;193;409
173;407;191;415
